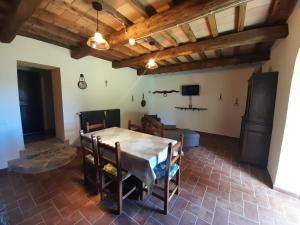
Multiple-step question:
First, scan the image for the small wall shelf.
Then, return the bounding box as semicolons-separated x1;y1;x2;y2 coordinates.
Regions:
175;107;208;111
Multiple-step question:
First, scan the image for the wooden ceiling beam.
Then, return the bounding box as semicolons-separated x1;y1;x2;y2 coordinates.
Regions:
267;0;297;24
0;0;42;43
107;0;245;48
184;55;194;62
234;3;247;55
113;24;288;69
137;52;270;75
126;0;156;18
100;1;132;26
180;23;197;42
206;13;222;58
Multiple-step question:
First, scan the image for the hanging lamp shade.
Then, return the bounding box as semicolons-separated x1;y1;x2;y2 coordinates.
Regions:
87;1;110;50
87;32;110;50
145;58;158;69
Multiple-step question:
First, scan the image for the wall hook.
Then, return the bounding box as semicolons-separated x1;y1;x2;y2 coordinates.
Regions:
219;93;223;101
105;80;108;87
234;97;239;106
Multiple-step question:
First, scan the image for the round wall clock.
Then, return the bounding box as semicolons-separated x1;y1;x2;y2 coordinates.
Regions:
78;74;87;89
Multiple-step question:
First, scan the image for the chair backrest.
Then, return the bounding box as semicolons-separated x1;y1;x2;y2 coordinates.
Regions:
80;130;98;166
97;136;122;180
164;135;183;180
86;120;106;132
128;120;142;132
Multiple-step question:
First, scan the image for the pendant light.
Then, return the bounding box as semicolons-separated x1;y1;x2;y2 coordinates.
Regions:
87;1;110;50
145;58;158;69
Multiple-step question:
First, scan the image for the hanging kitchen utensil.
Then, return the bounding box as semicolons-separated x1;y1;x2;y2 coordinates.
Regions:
141;93;146;107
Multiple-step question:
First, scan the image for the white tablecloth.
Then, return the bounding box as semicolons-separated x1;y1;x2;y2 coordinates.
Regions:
84;127;177;185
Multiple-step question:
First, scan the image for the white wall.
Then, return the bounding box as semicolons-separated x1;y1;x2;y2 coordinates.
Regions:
263;0;300;191
147;66;256;138
0;36;151;169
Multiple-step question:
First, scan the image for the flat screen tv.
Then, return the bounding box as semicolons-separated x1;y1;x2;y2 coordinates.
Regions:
181;84;200;96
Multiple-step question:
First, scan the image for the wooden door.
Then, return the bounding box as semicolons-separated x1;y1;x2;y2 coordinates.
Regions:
18;70;44;135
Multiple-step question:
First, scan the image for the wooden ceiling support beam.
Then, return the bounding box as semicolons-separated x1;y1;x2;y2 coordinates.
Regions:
267;0;297;24
0;0;42;43
137;52;270;75
108;0;245;48
113;24;288;69
181;23;197;42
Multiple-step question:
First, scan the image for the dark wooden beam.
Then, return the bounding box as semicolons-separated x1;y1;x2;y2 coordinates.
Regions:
267;0;297;24
113;24;288;68
137;52;270;75
0;0;42;43
108;0;245;48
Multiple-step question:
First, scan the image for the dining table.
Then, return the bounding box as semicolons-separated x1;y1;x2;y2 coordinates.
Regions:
83;127;177;186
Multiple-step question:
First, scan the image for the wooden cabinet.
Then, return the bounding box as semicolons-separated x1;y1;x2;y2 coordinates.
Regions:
240;72;278;168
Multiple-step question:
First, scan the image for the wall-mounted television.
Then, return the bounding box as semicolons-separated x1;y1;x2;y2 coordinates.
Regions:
181;84;200;96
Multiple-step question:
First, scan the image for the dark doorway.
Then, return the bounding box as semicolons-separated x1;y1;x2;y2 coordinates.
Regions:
17;68;56;143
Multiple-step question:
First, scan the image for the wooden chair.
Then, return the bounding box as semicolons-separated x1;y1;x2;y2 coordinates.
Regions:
79;130;100;193
86;120;106;132
128;120;142;132
97;136;137;214
152;135;183;214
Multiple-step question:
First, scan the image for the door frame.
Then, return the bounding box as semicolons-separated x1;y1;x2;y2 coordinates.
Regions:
17;61;65;142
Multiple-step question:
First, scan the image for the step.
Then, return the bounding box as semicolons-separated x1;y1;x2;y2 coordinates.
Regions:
8;146;77;174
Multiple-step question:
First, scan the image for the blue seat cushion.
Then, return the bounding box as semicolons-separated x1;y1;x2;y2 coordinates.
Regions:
154;161;179;180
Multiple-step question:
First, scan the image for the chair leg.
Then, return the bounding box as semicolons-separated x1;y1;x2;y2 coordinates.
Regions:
175;170;180;195
99;170;103;201
117;181;123;214
164;180;169;215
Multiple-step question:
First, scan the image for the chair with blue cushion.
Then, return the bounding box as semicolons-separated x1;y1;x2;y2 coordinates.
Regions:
97;137;137;215
152;135;183;215
80;131;100;193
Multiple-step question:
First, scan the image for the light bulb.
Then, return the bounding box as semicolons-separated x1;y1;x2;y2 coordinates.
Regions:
94;32;103;43
129;38;136;46
146;58;158;69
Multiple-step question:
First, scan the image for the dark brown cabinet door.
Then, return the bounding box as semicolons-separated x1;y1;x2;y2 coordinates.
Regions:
18;70;44;135
240;72;278;168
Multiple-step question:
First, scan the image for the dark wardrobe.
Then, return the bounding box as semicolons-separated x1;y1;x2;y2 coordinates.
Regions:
240;72;278;168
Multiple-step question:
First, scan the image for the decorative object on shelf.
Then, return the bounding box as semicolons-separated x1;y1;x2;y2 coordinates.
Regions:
141;93;146;107
152;90;179;97
87;1;110;50
219;93;223;101
78;74;87;90
234;97;239;106
175;107;208;111
105;80;108;87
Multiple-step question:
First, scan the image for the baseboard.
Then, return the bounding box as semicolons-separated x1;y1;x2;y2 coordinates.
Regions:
198;131;240;140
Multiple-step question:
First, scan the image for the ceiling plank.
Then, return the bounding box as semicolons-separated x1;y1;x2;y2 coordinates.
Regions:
26;17;85;42
184;55;194;62
126;0;156;18
267;0;297;24
113;24;288;69
137;52;270;75
33;8;94;37
0;0;42;43
101;1;132;26
107;0;245;48
53;0;115;34
159;31;178;47
180;23;197;42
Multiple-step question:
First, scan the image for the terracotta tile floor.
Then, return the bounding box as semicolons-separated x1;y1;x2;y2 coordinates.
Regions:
1;134;300;225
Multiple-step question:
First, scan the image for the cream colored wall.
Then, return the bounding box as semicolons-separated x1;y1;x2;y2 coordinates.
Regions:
0;36;151;169
147;66;256;138
263;1;300;189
